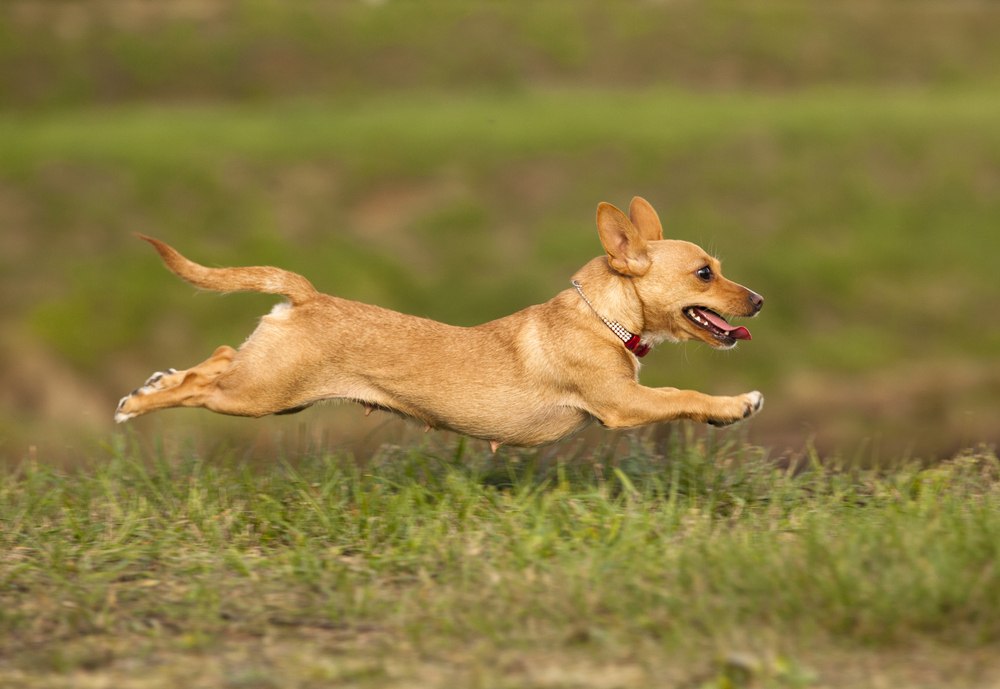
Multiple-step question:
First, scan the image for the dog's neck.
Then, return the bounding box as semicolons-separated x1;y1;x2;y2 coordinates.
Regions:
572;280;651;358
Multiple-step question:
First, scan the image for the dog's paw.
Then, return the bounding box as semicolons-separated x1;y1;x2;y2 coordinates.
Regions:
142;368;178;389
707;391;764;428
114;368;180;423
115;392;135;423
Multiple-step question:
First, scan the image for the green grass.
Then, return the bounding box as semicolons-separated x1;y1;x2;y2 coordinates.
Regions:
2;438;999;687
4;5;999;685
5;2;1000;110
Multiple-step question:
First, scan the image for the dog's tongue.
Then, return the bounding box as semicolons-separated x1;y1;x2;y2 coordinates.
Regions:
697;307;752;341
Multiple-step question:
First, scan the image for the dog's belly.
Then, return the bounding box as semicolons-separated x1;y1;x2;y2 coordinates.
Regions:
336;382;594;446
304;378;593;447
434;401;594;447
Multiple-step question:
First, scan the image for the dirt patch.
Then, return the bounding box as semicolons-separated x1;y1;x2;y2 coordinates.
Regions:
756;359;1000;458
4;632;999;689
0;334;108;431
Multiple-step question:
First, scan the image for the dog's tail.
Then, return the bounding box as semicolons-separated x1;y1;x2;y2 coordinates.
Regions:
137;234;319;306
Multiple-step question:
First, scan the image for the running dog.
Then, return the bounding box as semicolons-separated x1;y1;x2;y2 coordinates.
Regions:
116;197;764;449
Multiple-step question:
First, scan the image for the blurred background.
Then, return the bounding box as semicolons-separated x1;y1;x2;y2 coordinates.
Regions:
1;1;998;463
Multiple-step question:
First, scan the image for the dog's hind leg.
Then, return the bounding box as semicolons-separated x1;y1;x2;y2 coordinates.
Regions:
115;345;237;422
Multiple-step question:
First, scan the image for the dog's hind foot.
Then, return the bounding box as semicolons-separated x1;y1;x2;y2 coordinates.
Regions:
115;396;137;423
114;368;183;423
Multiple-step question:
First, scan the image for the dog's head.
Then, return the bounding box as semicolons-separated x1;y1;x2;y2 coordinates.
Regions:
597;197;763;350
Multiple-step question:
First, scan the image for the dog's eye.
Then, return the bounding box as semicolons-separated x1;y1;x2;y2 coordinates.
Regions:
696;266;713;282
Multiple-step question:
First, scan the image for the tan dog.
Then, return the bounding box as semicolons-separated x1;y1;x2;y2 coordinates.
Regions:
116;197;764;449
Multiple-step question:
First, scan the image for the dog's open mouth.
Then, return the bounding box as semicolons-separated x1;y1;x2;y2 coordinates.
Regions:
684;306;751;345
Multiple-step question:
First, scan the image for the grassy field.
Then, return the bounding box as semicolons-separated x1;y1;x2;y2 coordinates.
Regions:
5;2;1000;109
2;5;1000;686
2;438;999;688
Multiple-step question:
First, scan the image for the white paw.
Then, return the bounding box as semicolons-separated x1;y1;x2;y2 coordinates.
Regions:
114;395;135;423
707;390;764;427
115;368;177;423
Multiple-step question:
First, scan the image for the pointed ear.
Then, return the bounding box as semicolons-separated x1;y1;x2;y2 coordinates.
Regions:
597;202;651;277
628;196;664;241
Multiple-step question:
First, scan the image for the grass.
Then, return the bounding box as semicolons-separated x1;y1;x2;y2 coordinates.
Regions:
2;436;999;687
5;2;1000;110
4;4;1000;685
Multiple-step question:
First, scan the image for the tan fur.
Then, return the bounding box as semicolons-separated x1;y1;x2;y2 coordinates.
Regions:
116;197;764;448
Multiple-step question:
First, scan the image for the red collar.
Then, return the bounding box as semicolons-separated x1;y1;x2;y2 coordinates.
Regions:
623;333;651;358
572;280;651;358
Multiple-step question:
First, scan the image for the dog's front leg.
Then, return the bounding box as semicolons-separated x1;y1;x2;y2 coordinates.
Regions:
591;383;763;430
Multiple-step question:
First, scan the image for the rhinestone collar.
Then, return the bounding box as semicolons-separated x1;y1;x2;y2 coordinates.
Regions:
571;280;650;357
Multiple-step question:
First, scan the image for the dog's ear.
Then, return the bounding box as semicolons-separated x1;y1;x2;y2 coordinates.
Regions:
628;196;664;242
597;202;651;277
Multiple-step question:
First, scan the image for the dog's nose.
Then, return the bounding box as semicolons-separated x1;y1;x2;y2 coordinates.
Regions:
748;291;764;313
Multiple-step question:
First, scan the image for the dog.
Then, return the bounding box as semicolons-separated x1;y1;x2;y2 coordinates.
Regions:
115;197;764;450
